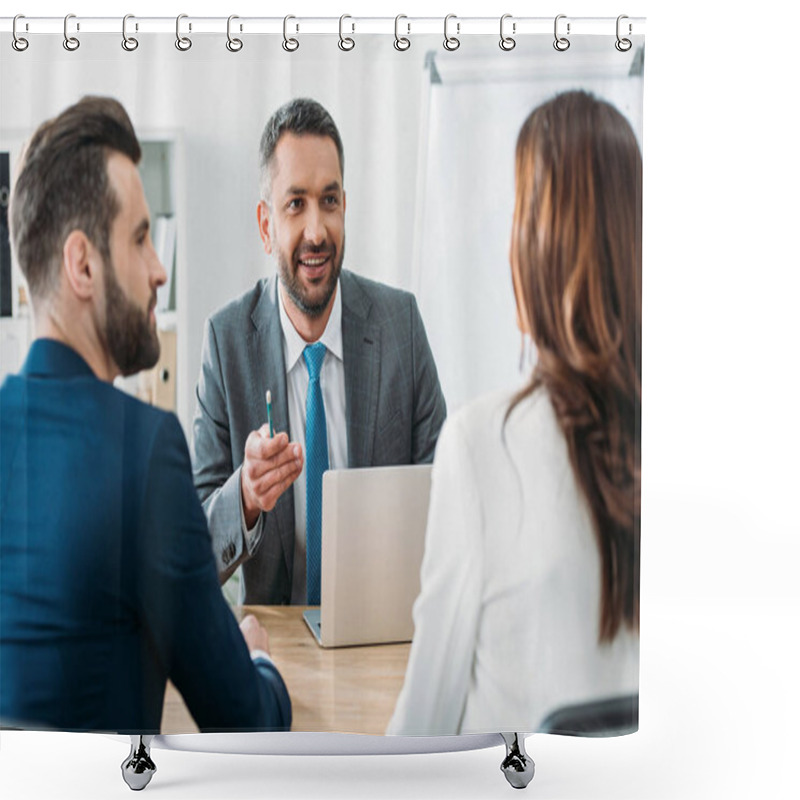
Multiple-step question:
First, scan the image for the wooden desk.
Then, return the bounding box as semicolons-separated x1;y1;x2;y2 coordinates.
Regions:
161;605;411;735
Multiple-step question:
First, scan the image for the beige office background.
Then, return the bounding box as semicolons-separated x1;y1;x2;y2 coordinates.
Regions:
1;1;798;800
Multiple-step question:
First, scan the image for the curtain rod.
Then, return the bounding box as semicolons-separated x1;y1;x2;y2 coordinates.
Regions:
1;16;646;37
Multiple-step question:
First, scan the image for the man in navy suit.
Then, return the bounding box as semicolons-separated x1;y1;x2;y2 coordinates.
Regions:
0;96;291;733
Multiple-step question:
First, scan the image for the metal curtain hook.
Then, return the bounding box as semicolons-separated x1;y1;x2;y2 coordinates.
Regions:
122;14;139;51
394;14;410;51
443;14;460;51
615;14;632;52
176;14;192;51
12;15;29;52
63;13;80;51
338;14;355;51
553;14;570;52
283;15;299;52
227;15;243;52
499;14;516;51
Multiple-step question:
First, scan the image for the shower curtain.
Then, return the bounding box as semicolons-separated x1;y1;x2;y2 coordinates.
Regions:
0;15;644;746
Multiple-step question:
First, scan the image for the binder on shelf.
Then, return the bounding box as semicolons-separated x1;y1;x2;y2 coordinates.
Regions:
153;214;176;312
1;152;12;317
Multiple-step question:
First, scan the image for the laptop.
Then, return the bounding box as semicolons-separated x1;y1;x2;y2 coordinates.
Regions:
303;464;433;648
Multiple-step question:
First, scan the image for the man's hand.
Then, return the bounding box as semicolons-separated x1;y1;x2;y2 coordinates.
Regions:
239;613;271;656
241;427;303;528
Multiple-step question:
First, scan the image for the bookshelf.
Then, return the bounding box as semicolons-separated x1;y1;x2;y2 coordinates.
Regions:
0;132;31;382
114;137;184;421
0;130;188;434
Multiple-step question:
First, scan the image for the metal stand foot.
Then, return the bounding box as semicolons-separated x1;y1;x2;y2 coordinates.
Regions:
500;733;535;789
121;735;156;791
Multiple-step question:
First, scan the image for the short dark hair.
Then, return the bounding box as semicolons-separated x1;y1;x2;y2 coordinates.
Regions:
259;98;344;201
9;95;141;301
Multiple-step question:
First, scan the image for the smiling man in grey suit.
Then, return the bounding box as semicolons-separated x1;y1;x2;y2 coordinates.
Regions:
192;98;446;606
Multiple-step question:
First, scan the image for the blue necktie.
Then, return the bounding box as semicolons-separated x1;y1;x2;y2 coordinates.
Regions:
303;342;328;606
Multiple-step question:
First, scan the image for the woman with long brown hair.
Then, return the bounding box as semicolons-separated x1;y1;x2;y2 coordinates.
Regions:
388;90;641;735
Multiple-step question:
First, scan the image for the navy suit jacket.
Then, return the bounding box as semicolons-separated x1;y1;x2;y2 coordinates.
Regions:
0;339;291;733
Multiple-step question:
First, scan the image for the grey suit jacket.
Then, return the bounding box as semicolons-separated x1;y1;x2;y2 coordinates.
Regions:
192;269;447;605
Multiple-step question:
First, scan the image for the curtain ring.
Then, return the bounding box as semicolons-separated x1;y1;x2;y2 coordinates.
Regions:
175;14;192;51
394;15;410;51
553;14;570;52
63;13;80;51
615;15;632;52
443;14;460;51
12;15;29;52
499;14;516;51
122;14;139;51
338;14;355;51
283;15;299;52
226;15;243;52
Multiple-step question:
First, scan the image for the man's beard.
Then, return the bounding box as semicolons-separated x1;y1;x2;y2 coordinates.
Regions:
277;238;344;318
103;256;160;377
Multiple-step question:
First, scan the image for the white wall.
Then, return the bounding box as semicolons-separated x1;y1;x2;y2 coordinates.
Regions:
0;33;644;427
2;2;799;800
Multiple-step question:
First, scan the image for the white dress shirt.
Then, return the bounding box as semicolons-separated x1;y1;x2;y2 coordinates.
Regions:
239;281;348;604
387;387;639;735
278;281;348;604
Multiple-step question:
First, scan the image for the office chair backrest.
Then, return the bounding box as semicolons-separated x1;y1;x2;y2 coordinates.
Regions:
539;694;639;737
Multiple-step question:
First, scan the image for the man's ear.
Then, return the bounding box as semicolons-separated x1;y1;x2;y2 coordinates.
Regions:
62;230;100;301
342;189;347;215
257;201;273;255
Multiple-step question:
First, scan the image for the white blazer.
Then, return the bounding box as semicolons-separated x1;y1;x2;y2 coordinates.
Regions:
387;388;639;735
